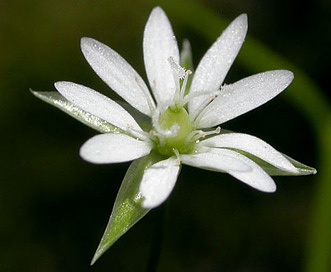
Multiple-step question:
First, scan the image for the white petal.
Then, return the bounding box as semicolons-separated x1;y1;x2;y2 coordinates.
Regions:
182;148;276;192
196;70;294;128
188;14;248;120
201;133;299;173
80;37;155;116
80;134;152;164
55;81;142;133
143;7;179;106
226;151;276;192
180;148;251;173
140;157;180;208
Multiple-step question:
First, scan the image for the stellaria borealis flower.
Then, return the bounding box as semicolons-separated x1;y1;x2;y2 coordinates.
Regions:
32;6;316;263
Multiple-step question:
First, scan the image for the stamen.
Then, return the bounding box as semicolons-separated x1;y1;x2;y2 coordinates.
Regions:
186;88;220;101
182;88;220;110
192;89;221;128
178;69;192;106
168;57;182;102
126;124;153;143
187;126;221;143
199;126;221;138
172;149;181;165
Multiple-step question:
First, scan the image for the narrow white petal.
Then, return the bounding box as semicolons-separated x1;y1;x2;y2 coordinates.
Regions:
140;157;180;208
197;70;294;128
80;134;152;164
80;37;155;116
55;81;142;133
188;14;248;120
180;148;251;173
201;133;298;173
182;148;276;192
143;7;179;106
226;152;276;192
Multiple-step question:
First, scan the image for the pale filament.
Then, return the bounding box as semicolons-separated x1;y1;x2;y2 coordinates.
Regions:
172;149;181;165
126;125;153;143
187;126;221;143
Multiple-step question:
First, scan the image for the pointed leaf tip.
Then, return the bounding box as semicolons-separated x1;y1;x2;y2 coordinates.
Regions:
90;153;163;264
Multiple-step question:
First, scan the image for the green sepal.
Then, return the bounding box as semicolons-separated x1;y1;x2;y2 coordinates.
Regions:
91;152;164;265
180;39;194;94
180;39;194;72
234;149;317;176
281;154;317;175
31;90;120;133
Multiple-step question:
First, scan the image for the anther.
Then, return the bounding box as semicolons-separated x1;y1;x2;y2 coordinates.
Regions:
199;126;221;138
179;69;192;98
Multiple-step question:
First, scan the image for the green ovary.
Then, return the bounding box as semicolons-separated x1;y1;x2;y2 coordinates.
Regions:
156;107;195;155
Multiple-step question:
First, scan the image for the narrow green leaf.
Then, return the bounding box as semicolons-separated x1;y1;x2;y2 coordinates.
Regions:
91;152;164;265
31;90;119;133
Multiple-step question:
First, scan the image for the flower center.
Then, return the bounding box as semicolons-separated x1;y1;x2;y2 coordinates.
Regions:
154;106;195;156
149;57;220;156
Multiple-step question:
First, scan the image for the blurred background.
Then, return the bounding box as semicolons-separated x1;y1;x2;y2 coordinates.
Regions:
1;0;330;271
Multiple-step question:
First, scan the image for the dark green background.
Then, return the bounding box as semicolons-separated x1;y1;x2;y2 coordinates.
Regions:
1;0;329;271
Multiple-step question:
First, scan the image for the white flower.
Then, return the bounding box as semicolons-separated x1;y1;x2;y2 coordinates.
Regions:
34;7;316;210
